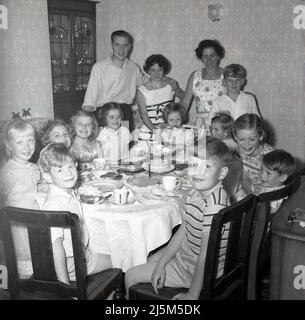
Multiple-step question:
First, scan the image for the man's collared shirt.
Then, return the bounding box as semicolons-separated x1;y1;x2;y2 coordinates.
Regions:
83;57;143;109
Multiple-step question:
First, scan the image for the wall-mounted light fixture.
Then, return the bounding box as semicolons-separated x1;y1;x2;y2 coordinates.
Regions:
208;4;224;22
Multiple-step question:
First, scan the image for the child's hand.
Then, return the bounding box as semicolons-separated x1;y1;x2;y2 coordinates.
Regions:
151;265;166;294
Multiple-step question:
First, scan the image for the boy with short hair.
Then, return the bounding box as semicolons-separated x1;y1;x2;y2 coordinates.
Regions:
208;64;260;125
260;149;296;212
38;143;112;284
125;137;231;299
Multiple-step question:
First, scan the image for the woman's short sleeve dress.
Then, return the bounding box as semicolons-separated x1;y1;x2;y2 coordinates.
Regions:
191;70;225;128
135;84;174;143
137;84;174;125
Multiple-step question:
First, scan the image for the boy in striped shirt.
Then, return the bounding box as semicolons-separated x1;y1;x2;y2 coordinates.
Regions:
125;137;231;299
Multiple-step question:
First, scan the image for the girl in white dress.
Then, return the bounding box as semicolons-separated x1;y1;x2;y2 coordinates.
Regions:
97;102;131;163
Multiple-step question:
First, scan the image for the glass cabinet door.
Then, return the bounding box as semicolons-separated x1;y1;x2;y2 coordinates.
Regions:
49;13;71;93
74;15;94;92
48;13;94;95
48;0;96;121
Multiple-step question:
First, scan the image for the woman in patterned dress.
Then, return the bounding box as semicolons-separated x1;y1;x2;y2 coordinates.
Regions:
181;39;226;129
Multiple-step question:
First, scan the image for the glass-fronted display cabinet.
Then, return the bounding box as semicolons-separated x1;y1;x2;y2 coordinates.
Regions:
48;0;98;121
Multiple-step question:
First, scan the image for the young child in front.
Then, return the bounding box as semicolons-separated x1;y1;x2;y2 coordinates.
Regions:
125;137;231;299
96;102;131;163
38;143;112;284
210;112;238;154
207;64;260;125
0;119;41;278
70;110;104;164
40;119;73;148
161;102;195;146
233;113;274;195
260;149;296;212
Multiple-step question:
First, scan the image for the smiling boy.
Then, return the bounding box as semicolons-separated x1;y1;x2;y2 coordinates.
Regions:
38;143;112;284
125;137;231;299
260;149;296;212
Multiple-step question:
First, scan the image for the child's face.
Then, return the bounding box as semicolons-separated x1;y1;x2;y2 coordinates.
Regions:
223;77;245;95
190;157;226;192
45;161;78;191
148;63;165;82
49;125;71;148
106;109;121;131
210;121;226;140
167;111;182;128
74;116;93;140
8;128;35;164
261;164;286;188
235;128;262;155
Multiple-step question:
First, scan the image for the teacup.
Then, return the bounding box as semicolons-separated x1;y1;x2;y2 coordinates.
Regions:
162;176;181;192
113;188;129;204
93;158;107;170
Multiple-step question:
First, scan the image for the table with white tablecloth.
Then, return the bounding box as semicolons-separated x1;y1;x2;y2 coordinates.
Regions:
82;191;182;272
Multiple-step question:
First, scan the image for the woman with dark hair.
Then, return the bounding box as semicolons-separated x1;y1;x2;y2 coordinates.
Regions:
135;54;184;133
181;39;226;129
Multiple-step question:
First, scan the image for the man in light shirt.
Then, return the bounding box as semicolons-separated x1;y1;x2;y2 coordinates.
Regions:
207;64;261;125
83;30;143;131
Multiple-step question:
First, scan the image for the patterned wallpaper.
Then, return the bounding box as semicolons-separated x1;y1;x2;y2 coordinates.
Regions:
96;0;305;161
0;0;53;121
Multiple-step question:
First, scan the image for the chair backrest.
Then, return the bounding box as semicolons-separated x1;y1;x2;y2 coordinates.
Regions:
200;194;257;300
247;183;295;300
0;206;88;300
289;166;305;193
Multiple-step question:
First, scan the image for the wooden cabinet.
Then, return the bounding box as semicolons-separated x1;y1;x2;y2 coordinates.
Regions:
48;0;98;121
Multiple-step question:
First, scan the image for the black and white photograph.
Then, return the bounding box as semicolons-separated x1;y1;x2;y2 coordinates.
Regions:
0;0;305;307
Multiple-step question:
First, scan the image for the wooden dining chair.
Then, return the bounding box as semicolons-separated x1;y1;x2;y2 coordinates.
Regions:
288;166;305;192
247;183;295;300
0;206;123;300
129;194;257;300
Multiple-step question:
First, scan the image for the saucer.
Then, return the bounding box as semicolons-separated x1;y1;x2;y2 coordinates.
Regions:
152;185;181;197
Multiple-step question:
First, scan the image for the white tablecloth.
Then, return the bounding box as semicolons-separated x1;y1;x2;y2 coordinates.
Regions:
83;196;182;272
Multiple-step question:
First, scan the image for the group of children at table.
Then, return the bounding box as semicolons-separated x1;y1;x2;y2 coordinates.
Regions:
0;62;297;299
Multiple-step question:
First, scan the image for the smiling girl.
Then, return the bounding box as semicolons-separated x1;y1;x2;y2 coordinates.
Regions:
0;119;41;210
69;110;104;164
0;119;41;278
96;102;131;163
233;113;274;195
136;54;183;132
